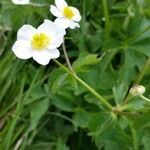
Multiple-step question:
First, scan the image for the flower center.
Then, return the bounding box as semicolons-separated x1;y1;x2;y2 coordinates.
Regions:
63;7;74;19
31;33;50;50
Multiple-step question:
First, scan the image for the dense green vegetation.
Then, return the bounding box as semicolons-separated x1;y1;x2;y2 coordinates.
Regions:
0;0;150;149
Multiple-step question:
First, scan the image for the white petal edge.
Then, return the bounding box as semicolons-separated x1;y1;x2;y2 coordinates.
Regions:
70;7;81;22
49;49;60;58
69;21;80;29
54;18;70;29
32;49;59;65
11;0;30;5
12;40;33;59
37;19;66;37
44;19;66;36
50;5;63;17
48;36;63;49
17;25;36;41
55;0;68;11
54;18;80;29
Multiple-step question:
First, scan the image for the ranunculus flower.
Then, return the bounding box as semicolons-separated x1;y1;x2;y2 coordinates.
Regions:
12;19;66;65
50;0;81;29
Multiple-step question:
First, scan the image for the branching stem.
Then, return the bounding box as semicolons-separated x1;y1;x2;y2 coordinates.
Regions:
53;59;112;109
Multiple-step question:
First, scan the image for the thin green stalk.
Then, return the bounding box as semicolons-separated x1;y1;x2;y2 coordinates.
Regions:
48;112;77;126
102;0;110;40
62;40;74;72
29;2;49;7
0;1;48;7
53;59;112;109
140;95;150;102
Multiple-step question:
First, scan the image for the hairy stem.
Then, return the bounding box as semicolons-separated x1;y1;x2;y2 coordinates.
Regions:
53;59;112;109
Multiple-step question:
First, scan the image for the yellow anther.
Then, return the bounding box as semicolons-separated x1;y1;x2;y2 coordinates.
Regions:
31;33;50;50
63;7;74;19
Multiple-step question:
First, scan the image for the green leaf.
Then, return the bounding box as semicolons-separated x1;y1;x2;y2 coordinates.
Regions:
73;53;102;72
94;125;131;150
133;111;150;129
73;109;93;128
113;49;137;104
88;112;115;136
30;98;49;130
24;85;47;105
51;91;76;112
56;139;69;150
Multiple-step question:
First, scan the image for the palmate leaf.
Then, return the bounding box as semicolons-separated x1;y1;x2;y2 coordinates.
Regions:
73;109;116;134
87;112;116;136
73;108;93;128
94;125;132;150
128;17;150;57
130;38;150;57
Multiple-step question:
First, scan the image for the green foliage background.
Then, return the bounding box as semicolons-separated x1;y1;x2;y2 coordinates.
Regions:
0;0;150;149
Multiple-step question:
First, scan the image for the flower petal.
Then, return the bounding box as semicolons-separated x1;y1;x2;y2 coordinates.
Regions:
55;0;67;11
49;49;60;58
12;40;33;59
17;25;36;41
54;18;70;29
11;0;30;5
33;49;58;65
37;19;66;37
50;5;63;17
69;21;80;29
54;18;80;29
70;7;81;22
48;36;63;49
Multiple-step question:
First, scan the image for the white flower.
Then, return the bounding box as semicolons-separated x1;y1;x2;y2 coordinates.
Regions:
11;0;30;5
50;0;81;29
12;19;66;65
129;85;145;96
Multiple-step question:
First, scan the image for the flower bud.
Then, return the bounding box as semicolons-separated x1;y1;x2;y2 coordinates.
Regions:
129;85;145;96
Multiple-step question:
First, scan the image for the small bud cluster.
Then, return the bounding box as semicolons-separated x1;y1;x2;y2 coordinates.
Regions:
129;85;145;96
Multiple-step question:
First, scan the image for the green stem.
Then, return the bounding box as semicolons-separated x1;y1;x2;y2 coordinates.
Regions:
53;59;112;109
102;0;110;40
0;1;48;7
62;40;74;72
29;2;49;7
140;95;150;102
48;112;77;126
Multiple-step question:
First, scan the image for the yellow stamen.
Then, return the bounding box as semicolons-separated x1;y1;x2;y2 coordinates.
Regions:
31;33;50;50
63;7;74;19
